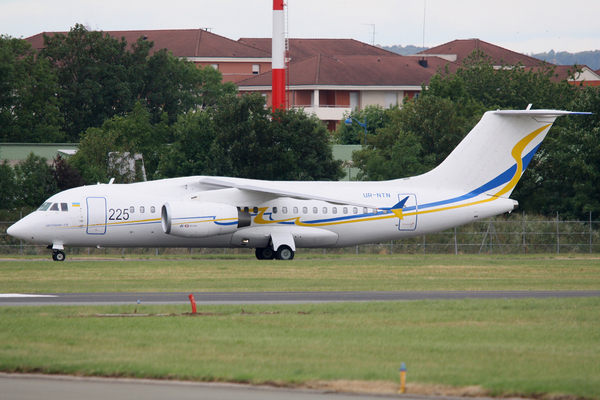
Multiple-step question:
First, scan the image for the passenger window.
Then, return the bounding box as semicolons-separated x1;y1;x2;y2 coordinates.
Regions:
293;206;298;214
363;207;368;214
343;207;348;214
150;206;156;213
140;206;145;213
38;202;52;211
313;207;318;214
353;207;358;214
273;207;278;214
60;203;68;212
282;207;288;214
323;207;328;214
302;207;308;214
244;207;249;213
383;209;388;214
130;206;135;214
253;207;258;214
49;203;59;211
373;208;378;214
332;207;337;214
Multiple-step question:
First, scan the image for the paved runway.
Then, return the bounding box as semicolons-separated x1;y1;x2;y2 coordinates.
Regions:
0;373;489;400
1;290;599;306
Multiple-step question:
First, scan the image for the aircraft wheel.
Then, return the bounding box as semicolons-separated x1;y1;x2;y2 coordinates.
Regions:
52;250;66;262
255;247;275;260
275;245;294;261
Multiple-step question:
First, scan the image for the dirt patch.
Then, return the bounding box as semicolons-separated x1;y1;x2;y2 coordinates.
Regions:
302;380;492;397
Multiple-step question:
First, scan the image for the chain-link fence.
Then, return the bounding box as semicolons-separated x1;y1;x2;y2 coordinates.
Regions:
2;212;599;257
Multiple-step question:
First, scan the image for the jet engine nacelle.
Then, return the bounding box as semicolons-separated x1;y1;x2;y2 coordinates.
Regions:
161;201;251;238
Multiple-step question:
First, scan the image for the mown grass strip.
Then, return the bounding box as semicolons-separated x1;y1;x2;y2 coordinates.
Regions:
0;255;599;293
0;298;599;399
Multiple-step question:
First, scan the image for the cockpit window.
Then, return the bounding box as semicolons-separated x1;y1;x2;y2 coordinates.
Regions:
61;203;68;212
38;202;52;211
49;203;59;211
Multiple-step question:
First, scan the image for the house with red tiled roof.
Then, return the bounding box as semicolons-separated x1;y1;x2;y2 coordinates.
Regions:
238;38;398;61
26;29;272;83
418;38;542;67
418;38;600;86
237;54;458;130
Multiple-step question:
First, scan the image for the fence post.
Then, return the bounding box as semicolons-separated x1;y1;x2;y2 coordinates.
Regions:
523;211;526;254
454;227;458;255
557;211;560;254
590;211;593;254
422;235;426;254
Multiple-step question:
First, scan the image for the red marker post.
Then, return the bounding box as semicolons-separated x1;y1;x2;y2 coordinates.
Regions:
188;294;197;314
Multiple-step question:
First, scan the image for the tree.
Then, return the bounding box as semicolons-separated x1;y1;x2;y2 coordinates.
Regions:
0;36;63;142
335;105;392;145
39;25;237;141
427;50;577;111
158;93;344;181
515;86;600;219
351;111;430;181
140;50;236;126
70;102;169;184
40;24;152;141
52;155;85;191
0;160;17;209
13;153;57;207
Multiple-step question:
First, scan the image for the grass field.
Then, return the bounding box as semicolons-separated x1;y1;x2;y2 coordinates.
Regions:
1;255;599;398
0;254;599;293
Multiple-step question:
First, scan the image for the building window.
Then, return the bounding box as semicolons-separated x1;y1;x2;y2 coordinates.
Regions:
252;64;260;75
210;64;219;70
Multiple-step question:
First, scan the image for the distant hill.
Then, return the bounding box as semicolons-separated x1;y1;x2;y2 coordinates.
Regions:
380;44;428;56
530;50;600;70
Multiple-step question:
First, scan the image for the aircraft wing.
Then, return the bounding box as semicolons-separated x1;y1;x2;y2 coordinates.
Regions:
198;177;374;208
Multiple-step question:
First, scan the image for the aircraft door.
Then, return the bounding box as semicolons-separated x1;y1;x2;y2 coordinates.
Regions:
398;194;418;231
86;197;107;235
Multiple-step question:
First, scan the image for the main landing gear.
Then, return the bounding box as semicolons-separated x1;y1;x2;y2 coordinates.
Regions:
52;250;66;262
255;245;294;261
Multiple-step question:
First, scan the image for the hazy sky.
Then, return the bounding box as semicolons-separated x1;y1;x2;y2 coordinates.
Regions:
2;0;598;54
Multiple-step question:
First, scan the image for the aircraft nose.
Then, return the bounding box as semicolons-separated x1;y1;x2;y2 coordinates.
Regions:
7;219;29;240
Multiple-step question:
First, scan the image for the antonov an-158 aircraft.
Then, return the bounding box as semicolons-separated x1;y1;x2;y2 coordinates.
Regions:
7;109;587;261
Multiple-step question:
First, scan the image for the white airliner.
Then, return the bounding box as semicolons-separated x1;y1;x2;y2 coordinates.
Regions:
7;109;587;261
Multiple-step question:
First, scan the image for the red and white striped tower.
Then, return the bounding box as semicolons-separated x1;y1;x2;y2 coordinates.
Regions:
271;0;286;110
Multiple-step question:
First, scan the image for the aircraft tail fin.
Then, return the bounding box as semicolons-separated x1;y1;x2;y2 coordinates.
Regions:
410;110;588;198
